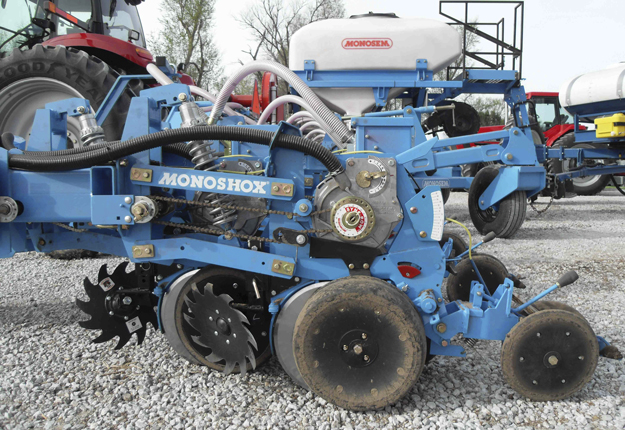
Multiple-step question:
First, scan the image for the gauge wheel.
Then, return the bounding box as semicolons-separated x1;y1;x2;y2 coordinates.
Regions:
468;165;527;238
293;276;427;411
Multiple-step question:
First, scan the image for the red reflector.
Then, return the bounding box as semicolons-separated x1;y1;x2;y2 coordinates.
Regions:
398;265;421;279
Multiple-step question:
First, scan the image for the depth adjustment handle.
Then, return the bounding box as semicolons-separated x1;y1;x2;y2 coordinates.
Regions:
556;271;579;288
482;231;497;243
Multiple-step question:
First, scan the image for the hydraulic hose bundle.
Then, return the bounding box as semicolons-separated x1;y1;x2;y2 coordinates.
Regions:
7;127;343;174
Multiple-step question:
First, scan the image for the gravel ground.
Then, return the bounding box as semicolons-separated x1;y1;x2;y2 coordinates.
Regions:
1;191;624;429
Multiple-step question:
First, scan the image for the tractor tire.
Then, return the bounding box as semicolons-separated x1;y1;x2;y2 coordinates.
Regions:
468;165;527;238
0;44;138;146
548;133;611;196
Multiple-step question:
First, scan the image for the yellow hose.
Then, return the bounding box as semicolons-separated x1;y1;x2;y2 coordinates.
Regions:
445;218;472;259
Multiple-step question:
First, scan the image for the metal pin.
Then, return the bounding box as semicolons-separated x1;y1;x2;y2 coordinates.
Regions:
252;279;261;299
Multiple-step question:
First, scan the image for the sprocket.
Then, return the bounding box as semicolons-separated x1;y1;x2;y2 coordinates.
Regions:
76;262;157;350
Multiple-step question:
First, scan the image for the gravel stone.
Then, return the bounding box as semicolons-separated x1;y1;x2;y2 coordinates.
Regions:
0;191;624;429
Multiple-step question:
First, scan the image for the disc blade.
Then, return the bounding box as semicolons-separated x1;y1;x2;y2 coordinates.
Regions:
205;352;224;363
246;345;256;370
98;264;109;281
75;298;92;313
191;334;210;349
135;327;147;346
238;360;247;377
114;332;131;350
222;360;235;375
112;261;129;278
78;319;100;330
92;330;116;344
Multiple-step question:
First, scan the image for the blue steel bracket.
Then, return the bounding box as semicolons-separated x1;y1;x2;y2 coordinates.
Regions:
478;166;546;210
304;60;315;81
91;195;135;225
404;186;445;242
374;87;391;107
139;84;192;108
96;74;152;126
131;164;296;201
28;98;93;152
124;237;296;279
553;164;625;181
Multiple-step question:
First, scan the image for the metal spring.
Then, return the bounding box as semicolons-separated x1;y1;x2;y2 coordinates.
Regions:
189;139;238;228
189;140;219;170
464;338;479;348
202;193;237;226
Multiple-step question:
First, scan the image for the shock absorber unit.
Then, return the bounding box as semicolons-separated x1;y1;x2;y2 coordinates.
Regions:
77;112;105;146
179;99;237;228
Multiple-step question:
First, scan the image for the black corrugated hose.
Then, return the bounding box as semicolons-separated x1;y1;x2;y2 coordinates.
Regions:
8;127;343;174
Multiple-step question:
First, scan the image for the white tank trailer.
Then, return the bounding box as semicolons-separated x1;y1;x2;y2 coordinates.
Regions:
560;63;625;116
289;15;462;115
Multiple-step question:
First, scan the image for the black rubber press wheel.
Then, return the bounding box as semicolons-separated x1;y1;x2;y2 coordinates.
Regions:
501;309;599;401
468;165;527;238
292;276;427;411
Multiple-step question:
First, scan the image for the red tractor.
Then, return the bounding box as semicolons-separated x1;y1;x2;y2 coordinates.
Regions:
0;0;155;145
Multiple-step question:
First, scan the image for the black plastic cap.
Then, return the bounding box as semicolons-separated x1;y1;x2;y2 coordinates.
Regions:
483;231;497;243
557;271;579;288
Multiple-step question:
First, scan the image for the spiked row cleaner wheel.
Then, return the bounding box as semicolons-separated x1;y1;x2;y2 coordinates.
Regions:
76;262;157;349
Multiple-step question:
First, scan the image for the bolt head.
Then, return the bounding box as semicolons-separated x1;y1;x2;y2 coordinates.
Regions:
436;323;447;333
124;197;132;204
388;160;395;166
480;200;485;205
273;263;280;270
363;355;370;362
108;311;114;316
419;231;427;238
406;108;413;114
272;185;279;192
347;159;355;167
342;345;348;351
348;263;355;270
142;172;149;178
361;333;367;340
77;106;86;114
124;216;132;223
156;275;163;281
363;263;370;270
233;283;238;289
296;234;306;245
513;130;519;135
506;153;513;160
365;135;370;139
353;344;363;355
476;291;482;296
255;162;261;168
261;331;267;337
226;340;230;345
299;203;309;212
397;213;403;219
441;340;448;347
410;207;418;214
119;159;128;167
176;264;183;269
144;247;152;255
122;296;132;305
178;93;187;101
271;290;277;296
124;316;129;320
548;355;559;366
401;285;408;292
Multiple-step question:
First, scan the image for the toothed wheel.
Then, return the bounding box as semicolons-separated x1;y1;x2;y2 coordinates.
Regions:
76;262;157;350
161;267;271;375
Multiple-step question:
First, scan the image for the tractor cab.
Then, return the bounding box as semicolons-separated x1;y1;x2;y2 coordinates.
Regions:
0;0;146;53
526;92;578;145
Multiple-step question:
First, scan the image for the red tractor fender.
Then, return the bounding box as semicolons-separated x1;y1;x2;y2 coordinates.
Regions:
43;33;153;70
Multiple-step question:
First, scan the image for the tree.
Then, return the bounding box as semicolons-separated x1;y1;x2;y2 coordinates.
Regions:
148;0;222;90
238;0;345;94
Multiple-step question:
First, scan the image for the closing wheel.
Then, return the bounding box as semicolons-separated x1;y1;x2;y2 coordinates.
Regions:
502;309;599;401
161;267;271;374
439;232;468;258
292;276;427;411
446;254;508;301
522;300;585;320
468;166;527;238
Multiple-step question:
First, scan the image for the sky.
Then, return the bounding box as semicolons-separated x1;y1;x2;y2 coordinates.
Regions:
137;0;625;93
